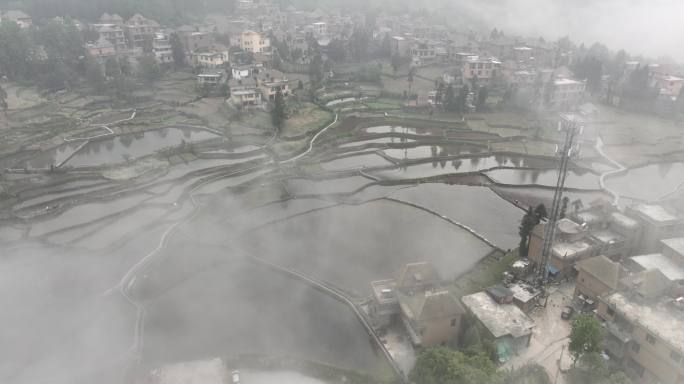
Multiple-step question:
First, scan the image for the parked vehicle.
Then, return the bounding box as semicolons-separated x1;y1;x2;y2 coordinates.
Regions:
561;306;574;320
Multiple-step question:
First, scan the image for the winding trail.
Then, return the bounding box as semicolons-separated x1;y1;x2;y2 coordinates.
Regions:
595;136;627;205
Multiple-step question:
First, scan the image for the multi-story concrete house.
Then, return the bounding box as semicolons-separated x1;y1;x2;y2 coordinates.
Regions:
232;30;270;53
125;14;159;52
571;204;643;261
528;218;597;278
369;262;465;348
86;36;117;62
626;238;684;284
391;36;410;57
93;23;127;53
597;270;684;383
461;56;502;86
461;291;535;362
152;32;173;64
178;29;214;54
190;45;229;68
547;77;586;110
258;71;291;101
574;255;623;303
99;13;123;26
1;10;32;28
626;203;683;254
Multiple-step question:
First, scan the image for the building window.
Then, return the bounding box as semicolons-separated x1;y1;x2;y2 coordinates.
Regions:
632;342;640;353
451;319;457;327
646;334;656;345
671;351;682;362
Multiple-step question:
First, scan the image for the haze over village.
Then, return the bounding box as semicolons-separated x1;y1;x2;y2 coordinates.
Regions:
1;1;684;384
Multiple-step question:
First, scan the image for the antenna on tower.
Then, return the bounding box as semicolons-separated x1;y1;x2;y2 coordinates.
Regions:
536;114;583;286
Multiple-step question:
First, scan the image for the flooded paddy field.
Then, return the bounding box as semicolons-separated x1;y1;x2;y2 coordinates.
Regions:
363;125;445;136
338;137;416;148
370;154;559;180
140;245;387;373
604;162;684;201
66;127;220;168
486;168;601;190
239;199;494;295
389;183;523;249
0;113;663;384
320;153;394;171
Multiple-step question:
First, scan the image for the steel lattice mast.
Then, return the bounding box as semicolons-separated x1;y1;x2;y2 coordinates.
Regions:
537;114;582;283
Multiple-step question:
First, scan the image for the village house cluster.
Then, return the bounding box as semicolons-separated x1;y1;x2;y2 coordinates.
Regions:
3;0;682;114
367;197;684;382
510;200;684;383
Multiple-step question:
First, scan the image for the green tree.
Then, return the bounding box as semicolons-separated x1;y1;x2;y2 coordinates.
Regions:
444;84;456;111
559;196;570;219
219;83;230;98
327;39;347;62
534;203;548;222
271;90;286;135
0;84;7;115
349;26;370;61
407;67;415;99
0;21;33;80
569;314;603;364
457;85;469;113
138;55;161;83
519;207;537;257
104;57;121;78
476;86;488;112
170;32;185;67
567;352;633;384
410;347;502;384
391;53;401;74
85;59;105;92
308;53;323;89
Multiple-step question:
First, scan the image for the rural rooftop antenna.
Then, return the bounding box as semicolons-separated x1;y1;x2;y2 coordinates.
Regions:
536;114;583;285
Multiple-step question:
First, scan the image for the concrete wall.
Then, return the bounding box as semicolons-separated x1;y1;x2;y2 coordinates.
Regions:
574;269;611;300
421;315;462;348
598;301;684;384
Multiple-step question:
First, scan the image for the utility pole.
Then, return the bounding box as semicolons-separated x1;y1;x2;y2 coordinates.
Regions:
536;114;583;285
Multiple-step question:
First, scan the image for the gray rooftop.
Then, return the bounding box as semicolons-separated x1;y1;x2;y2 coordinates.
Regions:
551;240;593;259
661;238;684;257
610;212;639;229
461;291;535;339
630;204;679;224
630;253;684;281
591;229;624;245
577;255;621;289
603;291;684;354
399;290;464;322
507;282;540;304
556;218;584;235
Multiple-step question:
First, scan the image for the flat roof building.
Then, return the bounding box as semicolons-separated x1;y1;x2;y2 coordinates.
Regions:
461;291;535;362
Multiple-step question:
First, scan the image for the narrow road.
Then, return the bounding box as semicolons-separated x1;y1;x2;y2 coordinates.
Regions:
595;136;627;205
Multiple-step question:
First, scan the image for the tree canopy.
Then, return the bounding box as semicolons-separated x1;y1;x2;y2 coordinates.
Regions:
569;314;603;363
410;347;502;384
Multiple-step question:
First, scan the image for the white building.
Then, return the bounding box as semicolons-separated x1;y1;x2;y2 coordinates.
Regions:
231;30;270;53
1;10;32;28
549;78;586;110
462;55;501;85
312;21;327;37
153;33;173;64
